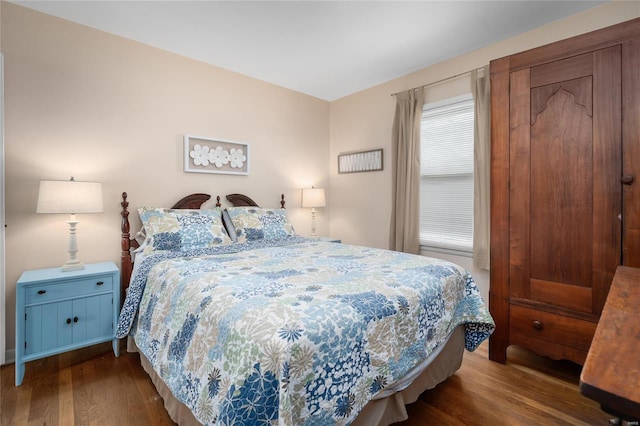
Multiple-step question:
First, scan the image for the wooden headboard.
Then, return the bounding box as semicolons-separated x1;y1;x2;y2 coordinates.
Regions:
226;193;286;208
119;192;285;297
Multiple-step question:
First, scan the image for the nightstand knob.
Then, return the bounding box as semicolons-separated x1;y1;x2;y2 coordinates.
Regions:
66;318;71;324
73;316;79;323
96;281;104;286
532;320;544;331
37;290;46;295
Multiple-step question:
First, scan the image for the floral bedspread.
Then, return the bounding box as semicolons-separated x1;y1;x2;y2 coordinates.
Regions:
117;240;494;425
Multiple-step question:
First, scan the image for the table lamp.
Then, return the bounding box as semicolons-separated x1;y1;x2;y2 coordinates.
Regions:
36;177;103;271
301;187;326;237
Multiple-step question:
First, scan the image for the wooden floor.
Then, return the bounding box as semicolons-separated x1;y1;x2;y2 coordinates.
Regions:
0;341;610;425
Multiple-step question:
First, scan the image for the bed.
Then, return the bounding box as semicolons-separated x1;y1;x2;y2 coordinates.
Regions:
116;192;494;425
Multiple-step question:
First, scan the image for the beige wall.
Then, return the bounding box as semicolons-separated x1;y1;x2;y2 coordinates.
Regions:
1;2;330;354
329;1;640;304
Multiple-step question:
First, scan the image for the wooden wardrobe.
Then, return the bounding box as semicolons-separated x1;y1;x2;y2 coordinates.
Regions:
489;18;640;365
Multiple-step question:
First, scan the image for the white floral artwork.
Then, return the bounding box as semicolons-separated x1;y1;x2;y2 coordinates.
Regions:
229;148;247;168
210;146;230;168
184;135;249;175
190;144;211;166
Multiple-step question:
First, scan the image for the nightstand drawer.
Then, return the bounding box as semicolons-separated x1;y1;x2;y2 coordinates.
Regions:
25;275;114;304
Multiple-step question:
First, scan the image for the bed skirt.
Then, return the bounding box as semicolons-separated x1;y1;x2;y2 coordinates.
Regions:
128;325;465;425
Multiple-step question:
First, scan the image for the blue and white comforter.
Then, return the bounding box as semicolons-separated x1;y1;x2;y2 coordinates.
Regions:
117;239;494;425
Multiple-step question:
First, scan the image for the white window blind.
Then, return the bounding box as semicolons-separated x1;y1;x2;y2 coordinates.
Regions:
420;94;474;254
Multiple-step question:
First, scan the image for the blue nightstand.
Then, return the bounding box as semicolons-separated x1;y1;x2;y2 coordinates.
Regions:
15;262;120;386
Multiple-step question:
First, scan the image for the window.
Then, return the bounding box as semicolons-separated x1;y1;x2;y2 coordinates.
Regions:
420;94;474;255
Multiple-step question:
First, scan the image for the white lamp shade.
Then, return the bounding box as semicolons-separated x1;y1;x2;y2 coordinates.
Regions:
37;180;104;214
302;187;326;208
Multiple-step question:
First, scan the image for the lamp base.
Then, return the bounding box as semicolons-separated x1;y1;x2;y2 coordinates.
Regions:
62;216;85;272
311;207;318;237
62;260;85;272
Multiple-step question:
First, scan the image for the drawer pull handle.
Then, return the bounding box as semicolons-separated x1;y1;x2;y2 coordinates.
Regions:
37;290;47;295
532;320;544;331
96;281;104;286
66;318;71;324
73;317;79;323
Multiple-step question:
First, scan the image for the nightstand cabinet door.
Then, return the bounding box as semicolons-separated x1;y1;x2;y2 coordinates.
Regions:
72;293;114;342
25;301;72;354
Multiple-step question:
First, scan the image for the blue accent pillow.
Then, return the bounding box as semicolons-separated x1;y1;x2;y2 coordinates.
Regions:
224;207;296;243
138;207;232;252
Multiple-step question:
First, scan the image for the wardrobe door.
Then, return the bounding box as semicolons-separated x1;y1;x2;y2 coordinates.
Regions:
622;38;640;267
508;47;622;362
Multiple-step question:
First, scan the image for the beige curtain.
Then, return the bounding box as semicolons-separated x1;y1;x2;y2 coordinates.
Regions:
390;89;425;254
471;66;491;270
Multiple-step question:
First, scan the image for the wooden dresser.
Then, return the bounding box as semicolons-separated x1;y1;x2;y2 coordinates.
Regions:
580;265;640;421
489;18;640;364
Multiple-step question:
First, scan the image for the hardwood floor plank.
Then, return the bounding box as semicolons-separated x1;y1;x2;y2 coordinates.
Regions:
72;354;102;422
130;358;176;425
0;341;612;425
58;366;74;426
95;354;135;426
403;399;461;424
132;386;175;424
0;364;17;425
460;353;596;423
112;356;162;425
11;383;32;425
398;342;609;426
26;358;59;425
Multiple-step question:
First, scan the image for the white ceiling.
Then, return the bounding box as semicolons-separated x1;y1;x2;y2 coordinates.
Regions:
13;1;605;101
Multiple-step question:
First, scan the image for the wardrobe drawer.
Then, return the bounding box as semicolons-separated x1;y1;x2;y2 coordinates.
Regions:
509;305;597;353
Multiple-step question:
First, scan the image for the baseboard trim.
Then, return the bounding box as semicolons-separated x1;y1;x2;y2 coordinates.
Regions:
4;349;15;365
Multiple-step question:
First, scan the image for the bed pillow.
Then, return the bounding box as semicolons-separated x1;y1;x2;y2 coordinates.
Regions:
225;207;296;243
131;226;148;253
138;207;232;252
221;209;238;242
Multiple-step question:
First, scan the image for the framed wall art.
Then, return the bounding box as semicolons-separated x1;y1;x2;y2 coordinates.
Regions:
184;134;249;175
338;148;383;174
